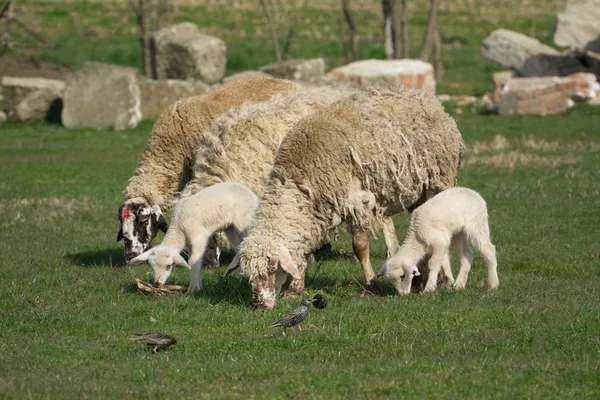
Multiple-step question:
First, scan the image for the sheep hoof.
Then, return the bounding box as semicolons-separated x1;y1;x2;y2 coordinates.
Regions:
364;279;381;296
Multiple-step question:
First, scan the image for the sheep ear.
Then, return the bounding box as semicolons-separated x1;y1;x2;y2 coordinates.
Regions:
279;246;301;280
377;262;387;277
224;252;241;277
157;214;168;233
172;252;191;270
412;264;421;277
116;228;124;242
130;251;151;264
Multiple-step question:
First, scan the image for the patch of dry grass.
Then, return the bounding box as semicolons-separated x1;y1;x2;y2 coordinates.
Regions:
464;134;599;169
0;197;95;227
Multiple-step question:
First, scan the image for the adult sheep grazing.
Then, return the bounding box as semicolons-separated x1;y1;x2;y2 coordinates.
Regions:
117;76;300;262
239;85;465;309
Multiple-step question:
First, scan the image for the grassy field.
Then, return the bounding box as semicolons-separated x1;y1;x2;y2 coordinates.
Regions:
2;0;600;398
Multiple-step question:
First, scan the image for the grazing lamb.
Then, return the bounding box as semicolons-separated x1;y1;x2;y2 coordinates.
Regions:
239;85;465;309
129;182;259;293
379;187;499;295
117;76;300;262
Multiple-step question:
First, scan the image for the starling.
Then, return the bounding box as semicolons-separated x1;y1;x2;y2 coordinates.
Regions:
312;293;328;309
271;298;313;334
129;333;177;354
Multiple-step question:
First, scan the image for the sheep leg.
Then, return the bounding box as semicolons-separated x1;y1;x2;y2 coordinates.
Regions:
454;233;474;289
352;229;379;294
283;263;305;297
187;239;207;293
423;245;447;293
479;241;499;290
201;235;220;269
381;216;400;258
441;251;454;286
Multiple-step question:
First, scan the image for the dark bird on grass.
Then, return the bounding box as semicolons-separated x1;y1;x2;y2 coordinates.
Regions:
271;298;313;334
312;293;328;309
129;333;177;354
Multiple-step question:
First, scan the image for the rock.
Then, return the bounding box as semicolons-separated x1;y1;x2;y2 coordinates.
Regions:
260;58;325;83
553;0;600;52
62;62;142;130
493;70;516;88
325;59;436;93
154;22;226;84
2;76;65;121
489;73;600;115
0;110;6;124
138;77;210;121
223;70;270;83
481;29;559;74
520;53;588;77
588;96;600;105
581;50;600;73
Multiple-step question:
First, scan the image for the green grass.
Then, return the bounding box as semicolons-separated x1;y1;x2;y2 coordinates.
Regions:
1;104;599;398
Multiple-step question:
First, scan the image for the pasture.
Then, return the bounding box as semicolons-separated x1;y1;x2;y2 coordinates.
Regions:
1;0;599;398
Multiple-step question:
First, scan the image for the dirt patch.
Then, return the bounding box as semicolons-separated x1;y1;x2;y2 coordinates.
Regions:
0;55;70;95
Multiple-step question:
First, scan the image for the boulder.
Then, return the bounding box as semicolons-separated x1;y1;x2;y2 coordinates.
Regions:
62;62;142;130
2;77;65;121
481;29;559;74
154;22;226;84
553;0;600;52
138;77;210;121
488;73;600;115
325;59;436;93
520;53;588;77
260;58;325;83
223;70;270;83
0;110;6;124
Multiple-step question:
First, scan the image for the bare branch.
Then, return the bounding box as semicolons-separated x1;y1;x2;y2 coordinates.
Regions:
259;0;281;62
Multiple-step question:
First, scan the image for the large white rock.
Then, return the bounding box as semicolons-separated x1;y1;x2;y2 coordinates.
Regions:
154;22;226;84
553;0;600;52
2;77;65;121
138;77;210;121
260;58;325;83
62;62;142;130
325;59;436;93
481;29;559;74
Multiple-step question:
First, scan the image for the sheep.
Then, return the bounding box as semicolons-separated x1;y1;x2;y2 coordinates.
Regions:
116;76;300;263
238;84;465;309
379;187;499;295
174;85;407;293
129;182;259;293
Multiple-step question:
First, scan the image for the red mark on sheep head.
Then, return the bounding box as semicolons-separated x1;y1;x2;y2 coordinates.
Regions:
122;207;131;221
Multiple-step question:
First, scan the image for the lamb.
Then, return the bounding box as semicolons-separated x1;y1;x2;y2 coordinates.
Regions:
129;182;259;293
379;187;499;295
239;84;465;309
117;76;300;263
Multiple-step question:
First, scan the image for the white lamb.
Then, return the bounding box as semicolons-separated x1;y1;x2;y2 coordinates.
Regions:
379;187;499;295
129;182;258;293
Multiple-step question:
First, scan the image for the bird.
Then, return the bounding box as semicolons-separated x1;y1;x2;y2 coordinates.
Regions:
312;293;328;309
129;333;177;354
271;298;313;335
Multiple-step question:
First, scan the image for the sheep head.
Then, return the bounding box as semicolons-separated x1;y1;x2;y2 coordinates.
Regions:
245;246;301;310
130;247;191;287
379;257;420;295
117;198;168;262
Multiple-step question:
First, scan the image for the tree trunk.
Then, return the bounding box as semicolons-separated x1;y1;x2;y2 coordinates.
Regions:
400;0;409;58
341;0;358;61
382;0;394;60
391;0;401;59
419;0;438;61
259;0;281;62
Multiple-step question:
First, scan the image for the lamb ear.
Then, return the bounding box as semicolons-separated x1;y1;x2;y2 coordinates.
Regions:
172;252;191;270
377;262;388;277
116;228;124;242
130;250;151;264
223;252;241;277
279;246;301;280
412;264;421;277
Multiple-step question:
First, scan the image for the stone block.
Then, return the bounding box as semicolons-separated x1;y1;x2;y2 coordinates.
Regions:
553;0;600;52
138;77;210;121
260;58;325;83
62;62;142;130
2;77;65;121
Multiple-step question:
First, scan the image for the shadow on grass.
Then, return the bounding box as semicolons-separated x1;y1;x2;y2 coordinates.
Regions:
65;247;126;268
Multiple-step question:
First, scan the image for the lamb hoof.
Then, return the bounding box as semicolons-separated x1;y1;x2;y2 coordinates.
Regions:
364;279;381;296
186;285;202;294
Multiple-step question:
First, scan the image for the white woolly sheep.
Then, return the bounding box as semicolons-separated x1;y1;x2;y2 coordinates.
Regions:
239;84;465;309
117;76;300;262
379;186;499;295
129;182;259;293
